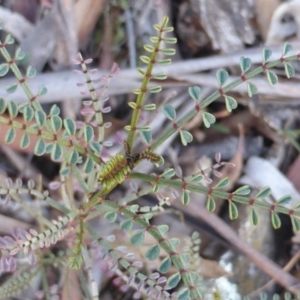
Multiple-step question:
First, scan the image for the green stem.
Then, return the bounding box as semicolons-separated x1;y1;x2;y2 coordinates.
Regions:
129;172;300;218
0;116;101;164
126;18;168;149
0;44;42;112
151;54;299;151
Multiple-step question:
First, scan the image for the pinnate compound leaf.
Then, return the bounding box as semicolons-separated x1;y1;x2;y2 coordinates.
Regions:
105;211;117;222
277;195;292;206
206;196;216;212
229;202;238;220
250;208;259;226
162;104;176;120
202;112;216;128
262;48;272;62
120;219;133;231
20;132;30;149
188;86;201;101
64;118;76;136
239;56;252;73
271;212;281;229
51;144;63;161
166;272;181;289
216;69;228;86
159;257;172;273
255;187;271;198
181;190;190;205
225;96;238;112
284;62;295;79
0;63;9;76
247;82;258;97
291;216;300;232
235;185;251;195
145;244;160;261
84;157;94;174
130;231;145;247
180;130;193;146
0;98;6;114
266;70;278;85
140;130;152;144
177;288;190;300
282;42;293;56
5;127;16;144
5;83;18;94
34;138;46;156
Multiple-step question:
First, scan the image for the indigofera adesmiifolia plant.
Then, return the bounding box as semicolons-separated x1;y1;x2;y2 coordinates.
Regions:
0;16;299;299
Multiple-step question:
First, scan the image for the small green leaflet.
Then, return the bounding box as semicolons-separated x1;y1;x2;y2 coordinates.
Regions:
216;69;228;86
188;86;201;101
162;104;176;121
